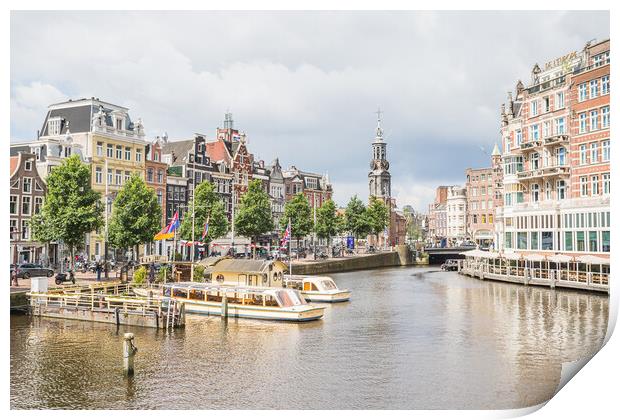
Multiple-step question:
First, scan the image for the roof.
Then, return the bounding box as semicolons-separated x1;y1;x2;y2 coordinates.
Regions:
205;139;231;162
203;258;287;274
10;156;19;177
161;140;194;163
491;143;501;156
40;105;93;136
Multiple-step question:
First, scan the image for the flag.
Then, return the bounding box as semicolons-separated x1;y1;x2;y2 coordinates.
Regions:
154;211;180;241
281;220;291;247
201;216;210;240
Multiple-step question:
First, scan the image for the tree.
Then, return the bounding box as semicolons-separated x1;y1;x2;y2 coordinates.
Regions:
179;181;229;254
31;155;103;268
344;195;370;242
281;193;313;253
108;173;162;259
315;199;339;256
366;197;390;237
235;180;274;258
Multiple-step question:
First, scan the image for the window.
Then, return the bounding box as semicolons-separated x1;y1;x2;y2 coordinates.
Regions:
531;184;540;202
579;113;587;133
515;130;522;146
10;196;17;214
124;171;131;183
48;118;61;136
544;96;551;112
579;83;587;101
531;232;539;250
157;190;163;205
21;196;31;215
542;231;553;250
147;168;154;182
556;91;565;109
115;170;122;185
602;173;610;194
601;107;609;128
505;232;513;249
21;220;30;240
557;180;567;200
517;232;527;249
580;176;588;197
592;175;599;195
472;214;478;224
25;160;32;171
555;117;565;135
531;152;540;169
107;144;113;158
601;75;609;95
557;147;566;166
543;121;550;138
545;181;552;200
580;145;587;165
590;142;599;163
602;231;610;252
589;232;598;252
95;166;103;184
488;214;493;224
154;151;160;162
530;100;538;116
97;142;103;156
107;169;113;185
23;178;32;194
564;231;573;251
530;124;539;141
116;146;122;160
589;80;598;98
34;197;43;214
157;170;163;183
10;219;17;238
590;110;599;131
136;149;142;162
125;147;131;161
116;118;123;130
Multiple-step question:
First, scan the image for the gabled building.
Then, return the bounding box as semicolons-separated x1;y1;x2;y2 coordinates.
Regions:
10;152;47;265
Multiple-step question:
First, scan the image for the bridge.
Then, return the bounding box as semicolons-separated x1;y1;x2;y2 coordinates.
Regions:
424;246;476;265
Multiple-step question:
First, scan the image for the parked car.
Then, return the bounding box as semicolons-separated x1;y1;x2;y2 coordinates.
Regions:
14;263;54;279
441;259;460;271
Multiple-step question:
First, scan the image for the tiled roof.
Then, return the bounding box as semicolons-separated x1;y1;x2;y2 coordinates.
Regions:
10;156;19;177
205;140;230;162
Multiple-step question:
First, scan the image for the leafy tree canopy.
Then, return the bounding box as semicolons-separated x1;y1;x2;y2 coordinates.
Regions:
366;197;390;236
344;195;370;239
281;192;313;240
179;181;229;242
235;180;274;247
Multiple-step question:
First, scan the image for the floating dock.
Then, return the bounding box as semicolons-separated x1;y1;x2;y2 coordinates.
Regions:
27;282;185;329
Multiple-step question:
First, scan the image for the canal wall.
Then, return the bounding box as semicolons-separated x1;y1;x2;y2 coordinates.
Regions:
290;246;427;275
10;291;28;312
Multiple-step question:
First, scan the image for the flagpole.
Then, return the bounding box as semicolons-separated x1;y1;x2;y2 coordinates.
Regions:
289;217;292;276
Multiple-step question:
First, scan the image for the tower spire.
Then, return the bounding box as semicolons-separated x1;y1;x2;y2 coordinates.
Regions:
375;107;384;138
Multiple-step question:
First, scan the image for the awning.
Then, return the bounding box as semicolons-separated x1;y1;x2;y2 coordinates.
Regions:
576;255;610;265
547;254;573;264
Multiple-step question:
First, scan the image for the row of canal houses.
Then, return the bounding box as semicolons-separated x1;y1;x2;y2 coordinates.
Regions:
10;99;332;266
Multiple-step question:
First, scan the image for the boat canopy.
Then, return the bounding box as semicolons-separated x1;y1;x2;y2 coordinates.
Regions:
523;253;546;262
547;254;573;263
502;252;522;260
576;255;610;265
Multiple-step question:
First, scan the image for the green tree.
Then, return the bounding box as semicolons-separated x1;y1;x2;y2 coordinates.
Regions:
366;197;390;237
31;155;103;268
344;195;370;242
108;173;162;259
315;199;339;256
179;181;229;252
281;193;313;254
235;180;273;258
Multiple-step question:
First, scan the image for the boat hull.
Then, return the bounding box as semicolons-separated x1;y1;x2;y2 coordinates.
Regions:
182;300;324;322
301;290;351;303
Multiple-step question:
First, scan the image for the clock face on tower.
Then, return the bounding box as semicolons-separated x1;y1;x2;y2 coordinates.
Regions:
381;161;389;170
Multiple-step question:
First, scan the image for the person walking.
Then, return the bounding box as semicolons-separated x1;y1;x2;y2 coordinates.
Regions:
96;261;102;281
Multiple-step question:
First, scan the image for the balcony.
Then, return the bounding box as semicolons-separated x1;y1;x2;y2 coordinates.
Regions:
517;164;569;180
543;134;569;146
541;165;570;177
520;140;541;151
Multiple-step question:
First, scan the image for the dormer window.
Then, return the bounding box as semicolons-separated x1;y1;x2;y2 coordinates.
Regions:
48;117;62;136
116;118;123;131
25;160;33;171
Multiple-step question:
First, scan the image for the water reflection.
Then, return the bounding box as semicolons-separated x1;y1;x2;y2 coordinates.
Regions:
10;267;608;409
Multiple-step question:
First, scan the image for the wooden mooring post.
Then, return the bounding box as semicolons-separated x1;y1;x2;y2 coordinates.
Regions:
221;293;228;318
123;333;138;376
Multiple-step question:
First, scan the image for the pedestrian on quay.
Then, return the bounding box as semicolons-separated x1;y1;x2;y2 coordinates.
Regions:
148;263;155;285
96;261;102;281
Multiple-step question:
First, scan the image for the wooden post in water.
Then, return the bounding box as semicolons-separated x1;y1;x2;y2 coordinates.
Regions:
221;293;228;318
123;333;138;376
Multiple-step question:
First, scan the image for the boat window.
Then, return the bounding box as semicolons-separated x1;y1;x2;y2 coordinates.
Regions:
216;274;224;283
275;290;307;307
320;279;337;290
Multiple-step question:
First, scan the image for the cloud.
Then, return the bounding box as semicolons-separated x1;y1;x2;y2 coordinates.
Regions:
10;11;610;211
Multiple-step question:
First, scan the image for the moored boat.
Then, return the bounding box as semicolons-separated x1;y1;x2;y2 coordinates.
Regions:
135;282;325;322
283;275;351;303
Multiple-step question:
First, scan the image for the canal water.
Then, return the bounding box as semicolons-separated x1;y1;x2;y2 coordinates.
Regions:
10;266;609;410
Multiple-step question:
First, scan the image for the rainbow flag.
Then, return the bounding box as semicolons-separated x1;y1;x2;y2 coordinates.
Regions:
201;216;210;240
154;211;180;241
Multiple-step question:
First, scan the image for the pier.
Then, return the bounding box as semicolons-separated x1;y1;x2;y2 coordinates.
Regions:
458;250;609;293
27;282;185;329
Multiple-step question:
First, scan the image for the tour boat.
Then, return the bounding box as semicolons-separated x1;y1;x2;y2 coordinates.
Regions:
134;282;325;322
283;275;351;303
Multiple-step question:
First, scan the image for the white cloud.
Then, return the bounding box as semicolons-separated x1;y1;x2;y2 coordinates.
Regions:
10;81;67;141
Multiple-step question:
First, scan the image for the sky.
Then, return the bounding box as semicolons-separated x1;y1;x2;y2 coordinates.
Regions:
10;11;610;211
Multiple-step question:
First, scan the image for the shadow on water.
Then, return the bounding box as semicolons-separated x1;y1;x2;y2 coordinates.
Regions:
10;266;609;410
